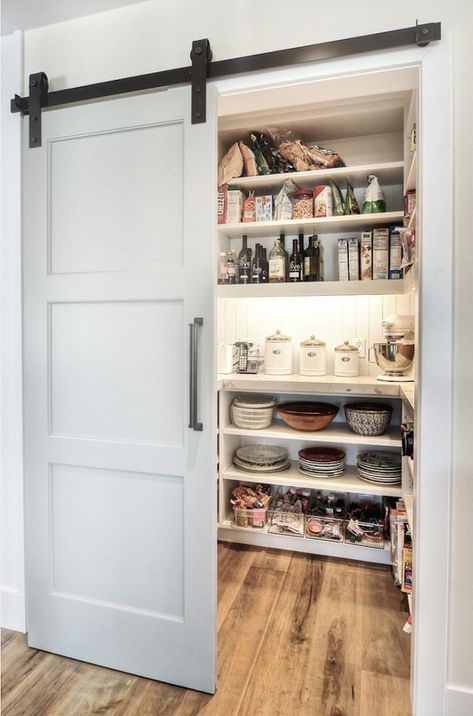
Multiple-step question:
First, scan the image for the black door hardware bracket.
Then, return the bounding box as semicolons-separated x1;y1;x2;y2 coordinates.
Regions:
11;23;441;148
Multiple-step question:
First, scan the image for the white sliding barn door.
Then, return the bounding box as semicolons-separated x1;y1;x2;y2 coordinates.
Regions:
22;88;217;692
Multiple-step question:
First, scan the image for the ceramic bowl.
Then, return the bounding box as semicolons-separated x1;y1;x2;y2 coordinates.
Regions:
344;402;393;436
278;401;338;432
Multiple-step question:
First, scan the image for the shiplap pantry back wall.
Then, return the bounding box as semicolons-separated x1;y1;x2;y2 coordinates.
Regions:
218;293;415;375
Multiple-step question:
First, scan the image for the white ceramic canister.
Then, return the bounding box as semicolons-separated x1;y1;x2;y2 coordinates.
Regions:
334;340;359;377
264;330;293;375
299;335;327;376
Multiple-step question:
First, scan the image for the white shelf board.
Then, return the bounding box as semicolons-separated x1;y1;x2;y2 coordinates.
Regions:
400;383;415;410
217;278;407;298
222;461;402;497
405;151;416;191
218;211;404;238
226;161;404;192
223;420;402;447
218;373;403;397
218;522;391;565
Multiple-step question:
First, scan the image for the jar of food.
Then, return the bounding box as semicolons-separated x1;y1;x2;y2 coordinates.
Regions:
299;335;327;376
334;340;359;377
292;189;314;219
264;330;293;375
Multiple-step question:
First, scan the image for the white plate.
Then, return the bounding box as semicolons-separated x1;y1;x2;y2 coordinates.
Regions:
235;444;288;465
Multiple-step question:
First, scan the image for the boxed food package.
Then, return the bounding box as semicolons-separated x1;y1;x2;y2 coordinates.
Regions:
389;232;403;279
348;238;360;281
401;546;413;593
360;231;372;280
217;186;226;224
404;190;416;218
226;189;245;224
255;195;273;222
338;238;349;281
373;228;389;280
314;185;333;217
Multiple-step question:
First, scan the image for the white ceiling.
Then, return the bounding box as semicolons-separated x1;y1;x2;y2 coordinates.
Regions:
1;0;149;36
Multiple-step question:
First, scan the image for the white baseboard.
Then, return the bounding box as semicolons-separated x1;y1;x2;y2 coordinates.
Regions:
1;587;26;632
446;684;473;715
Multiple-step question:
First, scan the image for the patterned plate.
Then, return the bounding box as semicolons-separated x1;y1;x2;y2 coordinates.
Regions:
298;447;346;463
236;444;288;466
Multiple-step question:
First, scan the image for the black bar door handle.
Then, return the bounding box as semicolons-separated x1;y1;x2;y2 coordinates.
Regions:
188;317;203;431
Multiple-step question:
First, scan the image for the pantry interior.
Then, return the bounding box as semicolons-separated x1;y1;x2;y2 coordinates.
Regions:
215;65;420;698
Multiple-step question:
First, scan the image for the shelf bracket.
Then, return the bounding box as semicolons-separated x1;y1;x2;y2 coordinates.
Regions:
28;72;49;148
190;38;212;124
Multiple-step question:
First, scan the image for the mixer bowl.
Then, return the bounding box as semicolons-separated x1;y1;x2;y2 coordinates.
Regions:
373;342;415;375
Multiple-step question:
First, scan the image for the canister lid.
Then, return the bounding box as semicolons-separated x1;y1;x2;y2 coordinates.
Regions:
293;189;313;198
266;329;291;342
300;335;326;347
335;340;358;352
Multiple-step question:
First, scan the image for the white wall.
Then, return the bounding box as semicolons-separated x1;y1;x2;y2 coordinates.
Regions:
2;0;472;709
1;31;25;632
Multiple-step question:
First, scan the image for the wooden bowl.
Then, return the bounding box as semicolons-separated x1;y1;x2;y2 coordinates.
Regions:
278;401;338;431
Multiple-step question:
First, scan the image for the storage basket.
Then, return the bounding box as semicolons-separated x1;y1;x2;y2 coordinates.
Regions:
231;394;276;430
233;506;267;529
345;518;384;549
305;515;345;542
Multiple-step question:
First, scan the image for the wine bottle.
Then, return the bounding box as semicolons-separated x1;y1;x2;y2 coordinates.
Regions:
251;244;263;284
298;233;305;257
238;235;252;284
303;235;320;282
316;237;324;281
261;247;269;283
269;239;286;283
289;238;303;282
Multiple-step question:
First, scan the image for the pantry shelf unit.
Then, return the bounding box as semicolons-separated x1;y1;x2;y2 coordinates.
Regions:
226;160;404;192
223;461;403;497
217;277;408;298
218;211;404;238
222;421;402;448
218;522;392;564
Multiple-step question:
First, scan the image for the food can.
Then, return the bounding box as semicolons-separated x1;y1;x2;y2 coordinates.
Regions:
314;186;333;217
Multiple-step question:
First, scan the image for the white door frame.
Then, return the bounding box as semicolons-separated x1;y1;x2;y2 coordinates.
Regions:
213;36;453;716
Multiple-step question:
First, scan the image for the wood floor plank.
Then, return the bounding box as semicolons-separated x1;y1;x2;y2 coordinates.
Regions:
358;562;411;679
238;554;363;716
360;671;411;716
1;546;411;716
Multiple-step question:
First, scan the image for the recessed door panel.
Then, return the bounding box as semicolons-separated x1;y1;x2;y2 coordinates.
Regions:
49;300;184;445
48;122;184;275
50;464;184;618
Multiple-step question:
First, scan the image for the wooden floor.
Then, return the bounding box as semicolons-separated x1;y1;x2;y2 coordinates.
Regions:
1;543;411;715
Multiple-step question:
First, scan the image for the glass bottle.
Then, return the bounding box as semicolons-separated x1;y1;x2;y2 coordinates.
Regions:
303;235;320;282
261;247;269;283
298;233;305;257
251;243;263;284
289;238;303;282
226;251;237;284
238;235;252;284
279;233;289;280
269;239;286;283
316;237;324;281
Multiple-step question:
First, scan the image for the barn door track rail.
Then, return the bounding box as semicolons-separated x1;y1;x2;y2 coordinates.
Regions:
11;22;440;148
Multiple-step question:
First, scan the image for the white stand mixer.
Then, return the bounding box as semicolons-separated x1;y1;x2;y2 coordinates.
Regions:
370;314;415;382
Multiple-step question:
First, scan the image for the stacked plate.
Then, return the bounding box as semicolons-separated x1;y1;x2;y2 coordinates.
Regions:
233;445;290;474
298;447;346;478
357;452;401;485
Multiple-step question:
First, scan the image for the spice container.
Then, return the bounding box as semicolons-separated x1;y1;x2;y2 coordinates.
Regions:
292;189;314;219
264;330;293;375
334;340;359;377
299;335;327;376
